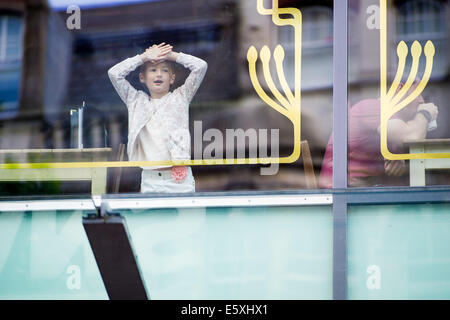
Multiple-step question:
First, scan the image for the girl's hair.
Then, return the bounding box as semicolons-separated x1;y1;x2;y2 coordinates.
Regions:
139;60;177;75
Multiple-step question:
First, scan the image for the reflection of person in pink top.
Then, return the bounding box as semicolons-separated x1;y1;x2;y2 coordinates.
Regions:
319;82;439;188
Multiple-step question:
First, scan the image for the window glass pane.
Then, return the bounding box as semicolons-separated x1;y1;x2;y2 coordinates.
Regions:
0;209;107;299
120;204;333;299
348;203;450;299
317;0;450;188
0;0;333;196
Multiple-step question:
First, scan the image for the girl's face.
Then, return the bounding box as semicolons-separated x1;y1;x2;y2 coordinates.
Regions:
140;61;175;97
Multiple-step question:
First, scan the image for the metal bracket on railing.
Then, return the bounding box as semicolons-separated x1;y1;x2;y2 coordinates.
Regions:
89;195;103;218
83;197;149;300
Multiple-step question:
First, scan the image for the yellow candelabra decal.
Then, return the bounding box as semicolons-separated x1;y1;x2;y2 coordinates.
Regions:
380;0;449;160
247;0;302;164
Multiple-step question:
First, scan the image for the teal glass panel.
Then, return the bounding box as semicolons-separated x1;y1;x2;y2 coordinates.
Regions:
0;210;107;299
348;203;450;299
122;205;333;299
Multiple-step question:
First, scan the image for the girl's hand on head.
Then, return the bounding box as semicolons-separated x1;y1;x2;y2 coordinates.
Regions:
153;43;173;62
153;47;173;64
141;43;173;63
153;43;175;62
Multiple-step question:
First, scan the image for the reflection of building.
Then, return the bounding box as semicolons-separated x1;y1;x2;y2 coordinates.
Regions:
0;5;23;119
0;0;71;148
0;0;449;193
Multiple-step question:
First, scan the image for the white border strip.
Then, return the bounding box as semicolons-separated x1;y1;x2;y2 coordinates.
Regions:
0;199;96;212
105;194;333;210
0;194;333;212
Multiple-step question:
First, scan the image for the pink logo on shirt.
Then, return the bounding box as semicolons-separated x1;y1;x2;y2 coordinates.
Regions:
171;166;188;183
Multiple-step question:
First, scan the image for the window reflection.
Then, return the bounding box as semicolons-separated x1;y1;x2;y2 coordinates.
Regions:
396;0;447;79
279;5;333;90
0;0;337;195
0;14;23;119
339;0;450;188
2;0;448;195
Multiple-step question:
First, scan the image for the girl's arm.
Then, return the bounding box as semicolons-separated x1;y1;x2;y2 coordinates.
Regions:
168;51;208;103
108;55;143;106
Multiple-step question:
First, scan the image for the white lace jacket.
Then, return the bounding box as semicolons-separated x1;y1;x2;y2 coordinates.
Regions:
108;52;207;165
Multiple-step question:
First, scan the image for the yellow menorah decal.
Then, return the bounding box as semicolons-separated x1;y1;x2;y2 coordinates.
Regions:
379;0;450;160
0;0;303;170
247;0;302;164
